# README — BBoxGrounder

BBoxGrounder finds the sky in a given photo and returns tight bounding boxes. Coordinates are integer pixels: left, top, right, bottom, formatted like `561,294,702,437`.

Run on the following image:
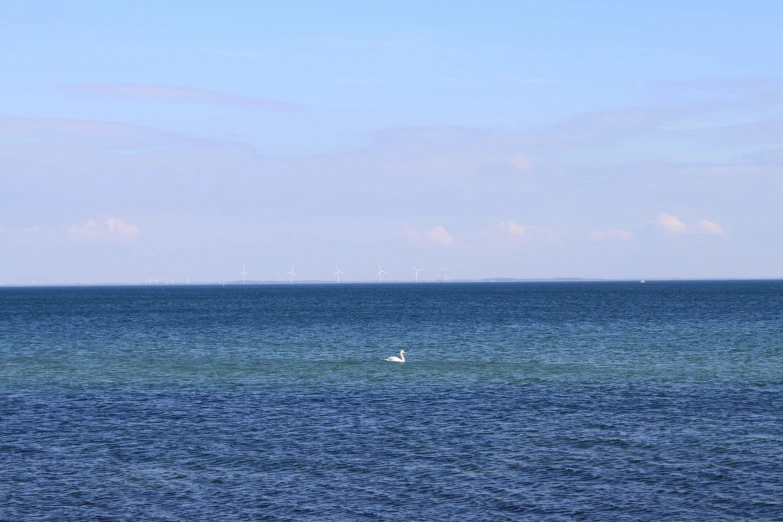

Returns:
2,0,783,283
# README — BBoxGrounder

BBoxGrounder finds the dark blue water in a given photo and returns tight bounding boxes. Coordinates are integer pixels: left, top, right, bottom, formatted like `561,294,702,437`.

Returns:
1,282,782,520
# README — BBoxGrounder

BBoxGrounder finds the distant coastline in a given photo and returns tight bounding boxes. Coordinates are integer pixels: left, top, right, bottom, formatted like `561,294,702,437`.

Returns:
2,278,782,287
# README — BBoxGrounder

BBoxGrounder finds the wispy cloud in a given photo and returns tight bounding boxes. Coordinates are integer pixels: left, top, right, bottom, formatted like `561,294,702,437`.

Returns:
693,219,725,236
70,218,139,242
588,228,633,241
0,224,57,241
62,83,302,111
656,213,688,234
0,117,205,150
426,225,455,246
0,117,257,162
486,221,570,246
656,213,725,236
493,221,530,237
394,223,455,247
1,117,154,140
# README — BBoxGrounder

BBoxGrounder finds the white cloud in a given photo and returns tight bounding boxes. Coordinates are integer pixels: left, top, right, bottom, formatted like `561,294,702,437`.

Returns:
487,221,569,246
394,223,455,247
70,220,100,240
500,221,531,237
70,218,139,241
655,213,725,237
588,228,633,241
106,218,139,238
693,219,725,236
656,213,688,234
426,225,454,246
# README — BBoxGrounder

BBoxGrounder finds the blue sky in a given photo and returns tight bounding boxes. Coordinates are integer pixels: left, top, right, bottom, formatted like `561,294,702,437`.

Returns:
2,1,783,283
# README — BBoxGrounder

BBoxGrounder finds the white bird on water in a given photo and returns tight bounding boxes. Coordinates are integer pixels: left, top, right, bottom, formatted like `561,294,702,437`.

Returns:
385,350,406,363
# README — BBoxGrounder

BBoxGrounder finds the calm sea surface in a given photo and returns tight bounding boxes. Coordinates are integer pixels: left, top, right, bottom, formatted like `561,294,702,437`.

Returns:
1,282,782,520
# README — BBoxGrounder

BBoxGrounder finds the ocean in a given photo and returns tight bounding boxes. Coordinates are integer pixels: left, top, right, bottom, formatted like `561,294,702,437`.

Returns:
1,282,781,520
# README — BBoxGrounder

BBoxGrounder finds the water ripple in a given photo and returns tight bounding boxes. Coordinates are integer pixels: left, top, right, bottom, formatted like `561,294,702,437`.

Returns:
1,282,782,519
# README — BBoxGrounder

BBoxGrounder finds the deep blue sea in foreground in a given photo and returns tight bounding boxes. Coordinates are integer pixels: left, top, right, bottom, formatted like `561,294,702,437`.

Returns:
1,281,782,520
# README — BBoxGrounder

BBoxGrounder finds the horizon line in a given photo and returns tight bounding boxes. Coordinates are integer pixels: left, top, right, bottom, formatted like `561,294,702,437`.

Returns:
2,277,783,288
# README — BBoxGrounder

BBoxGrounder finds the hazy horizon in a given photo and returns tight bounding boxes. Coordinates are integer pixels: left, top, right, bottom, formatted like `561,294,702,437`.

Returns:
3,277,782,288
3,2,783,283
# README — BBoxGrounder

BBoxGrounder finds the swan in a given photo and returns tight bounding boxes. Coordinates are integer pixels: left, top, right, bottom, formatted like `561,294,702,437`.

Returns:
385,350,406,363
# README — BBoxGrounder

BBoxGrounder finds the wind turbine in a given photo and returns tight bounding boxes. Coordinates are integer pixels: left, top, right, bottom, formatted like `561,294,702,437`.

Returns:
154,277,158,285
334,264,345,283
413,266,423,282
439,266,450,282
148,277,152,285
239,264,250,284
187,278,191,285
377,264,387,282
286,265,296,283
164,278,169,285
